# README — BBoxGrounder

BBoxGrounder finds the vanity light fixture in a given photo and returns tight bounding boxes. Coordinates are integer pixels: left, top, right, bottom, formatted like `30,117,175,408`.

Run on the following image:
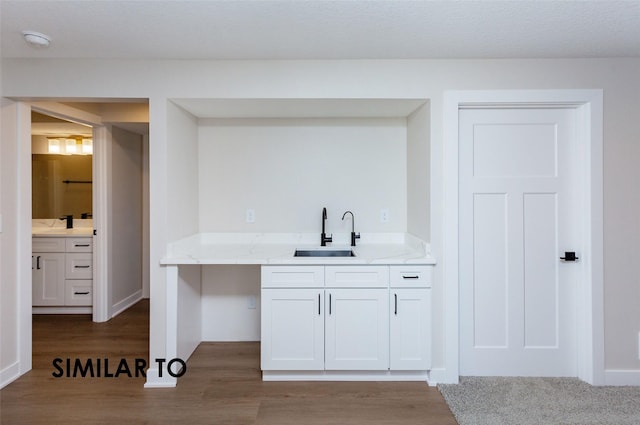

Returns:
22,31,51,48
46,137,92,155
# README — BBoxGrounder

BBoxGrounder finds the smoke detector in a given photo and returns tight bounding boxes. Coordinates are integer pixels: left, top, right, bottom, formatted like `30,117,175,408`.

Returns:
22,31,51,48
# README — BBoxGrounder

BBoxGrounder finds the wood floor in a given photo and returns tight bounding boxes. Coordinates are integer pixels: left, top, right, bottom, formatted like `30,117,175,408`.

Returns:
0,300,458,425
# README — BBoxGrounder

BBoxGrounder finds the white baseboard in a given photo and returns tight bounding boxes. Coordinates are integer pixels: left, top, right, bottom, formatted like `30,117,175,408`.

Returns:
111,290,143,318
262,370,429,382
604,369,640,386
143,367,177,388
32,306,92,314
0,361,21,389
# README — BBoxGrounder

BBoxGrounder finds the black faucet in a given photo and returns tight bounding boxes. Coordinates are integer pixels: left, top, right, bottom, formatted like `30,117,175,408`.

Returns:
321,207,332,246
342,211,361,247
60,215,73,229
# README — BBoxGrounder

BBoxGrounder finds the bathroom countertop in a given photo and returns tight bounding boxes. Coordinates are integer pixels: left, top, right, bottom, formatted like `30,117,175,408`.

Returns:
32,228,93,237
32,218,94,237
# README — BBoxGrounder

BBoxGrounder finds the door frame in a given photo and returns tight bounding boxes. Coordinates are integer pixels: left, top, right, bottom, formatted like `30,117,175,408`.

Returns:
28,101,110,322
442,90,604,385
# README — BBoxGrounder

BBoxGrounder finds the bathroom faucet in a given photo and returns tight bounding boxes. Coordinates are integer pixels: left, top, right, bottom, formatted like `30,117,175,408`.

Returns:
342,211,361,247
60,214,73,229
321,207,332,246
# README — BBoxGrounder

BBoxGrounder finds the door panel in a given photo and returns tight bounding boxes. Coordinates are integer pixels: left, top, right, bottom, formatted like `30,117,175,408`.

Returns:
325,289,389,370
261,289,324,370
459,107,579,376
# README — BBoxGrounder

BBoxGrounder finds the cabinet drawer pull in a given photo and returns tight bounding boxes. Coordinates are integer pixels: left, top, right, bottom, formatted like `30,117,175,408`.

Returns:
74,265,91,269
74,291,90,295
329,293,332,315
402,275,420,279
318,293,321,315
394,293,398,315
37,256,41,270
74,244,90,247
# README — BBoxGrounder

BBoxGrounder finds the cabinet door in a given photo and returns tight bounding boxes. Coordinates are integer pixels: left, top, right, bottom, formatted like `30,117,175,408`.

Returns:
261,289,324,370
32,253,65,306
390,289,431,370
325,288,389,370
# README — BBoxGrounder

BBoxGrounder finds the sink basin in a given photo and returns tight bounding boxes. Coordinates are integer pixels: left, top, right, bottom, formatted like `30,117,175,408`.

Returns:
294,249,356,257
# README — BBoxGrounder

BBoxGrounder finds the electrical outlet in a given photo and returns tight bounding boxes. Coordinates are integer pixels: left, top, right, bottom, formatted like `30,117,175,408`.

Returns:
380,209,390,223
248,295,257,309
246,209,255,223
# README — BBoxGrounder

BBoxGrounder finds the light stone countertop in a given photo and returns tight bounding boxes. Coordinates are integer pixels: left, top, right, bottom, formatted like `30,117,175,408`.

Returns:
161,233,436,266
32,218,93,237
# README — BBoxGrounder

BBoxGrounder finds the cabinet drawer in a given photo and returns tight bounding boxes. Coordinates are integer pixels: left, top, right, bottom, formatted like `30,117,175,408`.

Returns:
390,265,433,288
325,266,389,288
66,238,93,253
32,237,66,253
65,280,93,306
66,254,93,279
262,266,324,288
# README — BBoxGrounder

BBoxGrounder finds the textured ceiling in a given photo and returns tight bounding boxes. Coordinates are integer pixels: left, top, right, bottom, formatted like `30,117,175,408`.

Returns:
2,1,639,60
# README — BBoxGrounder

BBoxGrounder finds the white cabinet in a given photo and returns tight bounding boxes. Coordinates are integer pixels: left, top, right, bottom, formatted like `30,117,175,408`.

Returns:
32,236,93,308
389,265,432,370
261,288,324,370
325,288,389,370
390,288,431,370
32,252,66,306
261,264,432,377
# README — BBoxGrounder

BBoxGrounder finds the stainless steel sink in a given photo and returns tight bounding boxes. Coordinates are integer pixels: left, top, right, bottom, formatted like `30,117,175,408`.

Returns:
294,249,356,257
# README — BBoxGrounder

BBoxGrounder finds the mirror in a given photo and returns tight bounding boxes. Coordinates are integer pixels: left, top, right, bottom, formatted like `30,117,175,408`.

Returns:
31,112,93,219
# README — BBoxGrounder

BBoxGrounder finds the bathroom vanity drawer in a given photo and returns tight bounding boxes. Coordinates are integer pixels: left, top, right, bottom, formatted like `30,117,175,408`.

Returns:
65,238,93,253
262,266,324,288
389,265,433,288
325,265,389,288
66,254,93,279
65,280,93,306
32,237,66,253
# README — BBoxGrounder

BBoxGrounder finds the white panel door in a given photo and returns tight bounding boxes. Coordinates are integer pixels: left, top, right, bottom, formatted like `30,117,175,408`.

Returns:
390,289,431,370
33,253,65,306
325,289,389,370
261,289,324,370
459,107,580,376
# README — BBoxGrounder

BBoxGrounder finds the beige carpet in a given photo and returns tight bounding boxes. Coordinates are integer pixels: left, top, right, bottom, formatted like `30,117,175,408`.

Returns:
438,377,640,425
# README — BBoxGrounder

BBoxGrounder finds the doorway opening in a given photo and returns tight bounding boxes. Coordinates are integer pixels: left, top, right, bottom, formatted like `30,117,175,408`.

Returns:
28,100,150,324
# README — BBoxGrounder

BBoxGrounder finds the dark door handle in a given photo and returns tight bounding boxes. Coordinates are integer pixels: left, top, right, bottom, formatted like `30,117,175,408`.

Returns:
74,265,91,269
560,252,579,261
394,293,398,315
74,291,90,295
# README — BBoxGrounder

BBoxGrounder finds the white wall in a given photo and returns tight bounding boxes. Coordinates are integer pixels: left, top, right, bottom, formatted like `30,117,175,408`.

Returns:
110,126,144,314
201,265,261,341
0,100,32,388
198,117,407,233
2,58,640,380
407,102,430,241
166,101,199,241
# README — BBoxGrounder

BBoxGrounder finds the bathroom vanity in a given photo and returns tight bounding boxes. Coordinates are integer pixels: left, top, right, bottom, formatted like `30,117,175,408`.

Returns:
32,221,94,313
